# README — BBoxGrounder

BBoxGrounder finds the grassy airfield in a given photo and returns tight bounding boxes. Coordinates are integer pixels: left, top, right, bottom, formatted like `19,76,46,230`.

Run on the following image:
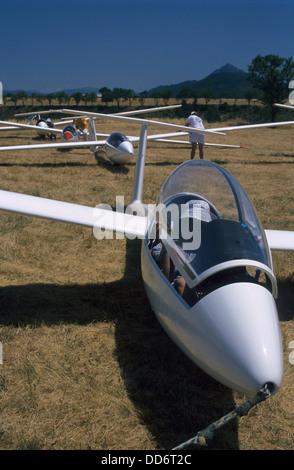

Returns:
0,115,293,450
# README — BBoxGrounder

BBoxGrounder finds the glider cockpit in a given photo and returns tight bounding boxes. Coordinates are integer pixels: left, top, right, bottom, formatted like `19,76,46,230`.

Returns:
150,160,277,304
105,132,134,163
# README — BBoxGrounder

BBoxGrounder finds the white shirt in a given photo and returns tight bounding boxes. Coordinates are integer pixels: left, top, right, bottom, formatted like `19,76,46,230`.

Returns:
186,114,204,129
186,114,205,143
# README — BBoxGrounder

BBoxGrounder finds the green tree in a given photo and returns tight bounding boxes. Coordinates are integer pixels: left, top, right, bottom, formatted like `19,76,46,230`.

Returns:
124,89,136,106
159,88,173,105
176,86,191,102
150,89,161,106
45,93,56,106
31,92,39,105
138,90,149,106
16,90,28,105
9,93,18,105
217,91,227,105
99,87,113,105
201,89,215,105
190,88,201,106
56,91,69,106
248,54,294,120
71,92,83,106
3,93,12,105
85,91,98,105
231,92,239,105
112,88,128,107
243,88,257,105
35,93,45,105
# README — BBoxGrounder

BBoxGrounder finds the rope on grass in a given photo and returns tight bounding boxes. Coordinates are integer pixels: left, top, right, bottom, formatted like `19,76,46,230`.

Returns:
172,384,272,450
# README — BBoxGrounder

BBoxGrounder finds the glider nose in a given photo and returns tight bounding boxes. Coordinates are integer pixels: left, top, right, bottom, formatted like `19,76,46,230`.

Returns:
118,140,134,156
194,282,283,396
106,140,134,164
64,131,74,141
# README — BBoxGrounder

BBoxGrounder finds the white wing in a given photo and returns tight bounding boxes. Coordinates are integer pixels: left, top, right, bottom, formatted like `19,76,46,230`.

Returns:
127,131,187,143
0,122,293,250
126,131,247,148
54,120,75,126
114,104,182,115
0,140,107,152
273,103,294,110
30,105,183,124
265,230,294,251
155,139,247,148
0,126,22,131
57,109,294,135
210,120,294,131
0,120,64,133
0,191,292,249
58,108,226,136
0,130,191,151
15,110,57,117
0,131,197,151
15,104,182,119
0,131,175,151
0,190,147,238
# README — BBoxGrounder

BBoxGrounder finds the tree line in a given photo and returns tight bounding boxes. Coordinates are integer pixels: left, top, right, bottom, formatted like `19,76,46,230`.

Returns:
2,90,99,107
2,55,294,119
1,85,264,107
0,85,267,108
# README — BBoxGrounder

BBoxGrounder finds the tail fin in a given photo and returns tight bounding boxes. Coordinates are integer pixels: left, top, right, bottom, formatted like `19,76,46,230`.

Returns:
88,117,98,152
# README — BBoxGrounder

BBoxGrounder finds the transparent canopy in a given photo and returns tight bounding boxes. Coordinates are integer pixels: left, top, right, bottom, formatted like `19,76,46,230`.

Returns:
63,125,77,136
106,132,130,148
156,160,275,292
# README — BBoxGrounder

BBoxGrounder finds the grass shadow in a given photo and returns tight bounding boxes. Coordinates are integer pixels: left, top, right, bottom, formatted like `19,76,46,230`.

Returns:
276,277,294,322
94,151,130,174
0,238,239,450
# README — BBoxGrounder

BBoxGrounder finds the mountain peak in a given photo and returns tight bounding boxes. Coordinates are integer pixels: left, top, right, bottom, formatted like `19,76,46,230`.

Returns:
211,63,246,75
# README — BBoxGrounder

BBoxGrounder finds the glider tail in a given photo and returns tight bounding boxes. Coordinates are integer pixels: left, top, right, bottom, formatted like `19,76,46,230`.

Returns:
88,117,98,152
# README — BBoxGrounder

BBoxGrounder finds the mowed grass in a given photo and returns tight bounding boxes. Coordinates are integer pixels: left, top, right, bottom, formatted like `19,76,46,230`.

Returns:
0,117,293,450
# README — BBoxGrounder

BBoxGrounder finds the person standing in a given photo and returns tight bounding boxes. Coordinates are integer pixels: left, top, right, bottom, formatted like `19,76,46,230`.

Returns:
74,117,89,141
185,111,205,159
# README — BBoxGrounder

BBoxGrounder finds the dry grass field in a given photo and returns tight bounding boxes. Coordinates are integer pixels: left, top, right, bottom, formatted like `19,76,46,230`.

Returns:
0,114,293,451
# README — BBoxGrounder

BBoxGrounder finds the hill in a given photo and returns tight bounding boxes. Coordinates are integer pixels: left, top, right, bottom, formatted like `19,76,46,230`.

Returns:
3,64,252,98
148,63,252,97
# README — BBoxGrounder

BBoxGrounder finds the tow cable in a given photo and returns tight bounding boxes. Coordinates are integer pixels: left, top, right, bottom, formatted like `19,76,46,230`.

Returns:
172,384,272,450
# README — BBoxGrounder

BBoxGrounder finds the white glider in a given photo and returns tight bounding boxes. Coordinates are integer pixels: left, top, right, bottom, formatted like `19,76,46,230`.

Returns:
0,120,293,400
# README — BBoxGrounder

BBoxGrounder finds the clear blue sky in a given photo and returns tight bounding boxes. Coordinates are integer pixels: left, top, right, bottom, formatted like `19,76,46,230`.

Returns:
0,0,293,94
